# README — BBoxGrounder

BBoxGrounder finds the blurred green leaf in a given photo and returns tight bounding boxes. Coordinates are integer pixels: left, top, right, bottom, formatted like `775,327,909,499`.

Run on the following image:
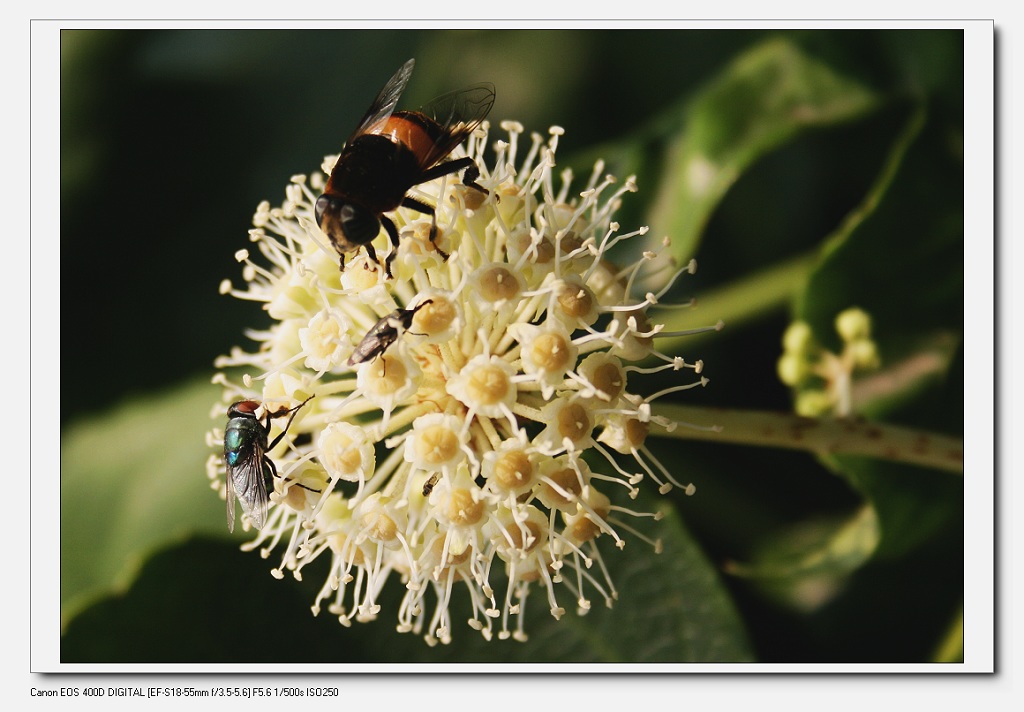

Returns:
61,483,754,663
826,454,962,560
931,604,964,663
60,378,229,629
588,37,879,266
724,505,880,612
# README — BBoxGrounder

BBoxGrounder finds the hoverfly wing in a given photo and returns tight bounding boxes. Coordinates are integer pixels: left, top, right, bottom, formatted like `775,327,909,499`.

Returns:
348,58,416,143
415,82,495,168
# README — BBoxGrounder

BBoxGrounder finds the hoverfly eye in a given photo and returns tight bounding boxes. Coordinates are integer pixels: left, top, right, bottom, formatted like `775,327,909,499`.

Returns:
314,194,333,227
338,204,381,245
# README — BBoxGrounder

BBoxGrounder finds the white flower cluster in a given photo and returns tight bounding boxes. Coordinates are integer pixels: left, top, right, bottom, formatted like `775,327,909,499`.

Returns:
207,120,704,644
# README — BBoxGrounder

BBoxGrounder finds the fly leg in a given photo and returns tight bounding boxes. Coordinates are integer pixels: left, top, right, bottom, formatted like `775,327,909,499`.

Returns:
265,396,315,450
264,396,321,496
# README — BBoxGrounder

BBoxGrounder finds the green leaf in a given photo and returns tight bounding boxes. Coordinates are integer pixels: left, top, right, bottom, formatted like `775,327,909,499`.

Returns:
61,484,754,663
724,505,880,612
60,378,230,629
590,37,879,266
827,454,962,560
931,604,964,663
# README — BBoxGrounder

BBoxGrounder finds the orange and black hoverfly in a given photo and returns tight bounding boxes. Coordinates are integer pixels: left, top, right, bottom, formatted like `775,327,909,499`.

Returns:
314,58,495,277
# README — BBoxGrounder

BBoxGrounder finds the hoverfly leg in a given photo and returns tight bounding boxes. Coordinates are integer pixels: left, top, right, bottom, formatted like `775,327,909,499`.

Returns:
399,196,449,263
419,156,489,196
401,194,434,216
435,241,451,261
419,156,487,191
428,212,450,261
381,215,401,277
460,162,488,195
362,241,380,272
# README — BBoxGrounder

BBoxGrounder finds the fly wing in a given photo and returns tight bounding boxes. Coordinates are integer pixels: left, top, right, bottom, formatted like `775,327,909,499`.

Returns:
348,312,395,366
226,449,271,531
415,82,495,168
225,460,237,533
348,58,416,143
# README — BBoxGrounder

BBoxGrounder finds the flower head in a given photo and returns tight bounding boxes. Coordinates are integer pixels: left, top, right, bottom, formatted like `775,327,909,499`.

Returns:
777,306,881,417
208,120,704,644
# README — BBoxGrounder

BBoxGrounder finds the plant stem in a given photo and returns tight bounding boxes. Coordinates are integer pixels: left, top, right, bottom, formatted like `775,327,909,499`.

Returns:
651,403,963,474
